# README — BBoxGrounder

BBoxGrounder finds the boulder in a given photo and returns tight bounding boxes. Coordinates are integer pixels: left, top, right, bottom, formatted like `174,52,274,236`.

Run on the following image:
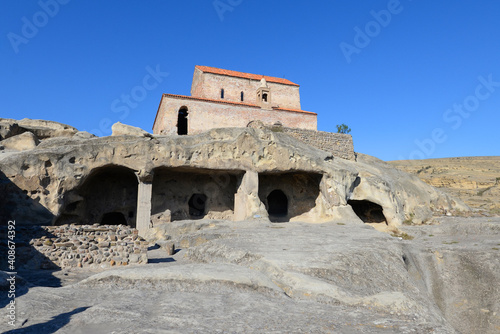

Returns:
1,131,39,151
17,118,78,139
111,122,153,137
73,131,96,139
0,120,23,140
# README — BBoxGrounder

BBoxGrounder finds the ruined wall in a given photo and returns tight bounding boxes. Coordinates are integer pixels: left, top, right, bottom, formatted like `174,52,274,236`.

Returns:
151,168,243,224
153,95,316,135
280,127,355,161
4,224,148,270
190,69,301,110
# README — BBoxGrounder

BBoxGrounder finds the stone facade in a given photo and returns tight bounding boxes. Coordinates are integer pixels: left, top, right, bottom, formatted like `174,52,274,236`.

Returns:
280,127,356,161
153,65,317,135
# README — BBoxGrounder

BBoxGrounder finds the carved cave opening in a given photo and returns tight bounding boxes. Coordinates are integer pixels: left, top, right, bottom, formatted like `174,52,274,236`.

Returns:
348,200,387,224
56,165,138,227
151,168,243,223
188,193,207,218
267,189,288,217
259,172,322,223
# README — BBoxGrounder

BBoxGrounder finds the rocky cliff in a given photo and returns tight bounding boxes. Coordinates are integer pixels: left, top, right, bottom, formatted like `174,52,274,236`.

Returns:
0,118,468,231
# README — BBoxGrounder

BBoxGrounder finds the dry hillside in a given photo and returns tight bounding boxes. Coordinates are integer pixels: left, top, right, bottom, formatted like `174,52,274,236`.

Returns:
389,156,500,214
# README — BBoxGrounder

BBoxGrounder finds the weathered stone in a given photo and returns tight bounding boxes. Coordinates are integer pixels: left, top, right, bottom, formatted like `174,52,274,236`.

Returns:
129,253,140,263
1,131,39,151
111,122,153,138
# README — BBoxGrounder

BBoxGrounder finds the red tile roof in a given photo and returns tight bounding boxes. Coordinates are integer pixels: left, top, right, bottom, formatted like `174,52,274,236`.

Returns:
195,65,300,87
161,94,316,115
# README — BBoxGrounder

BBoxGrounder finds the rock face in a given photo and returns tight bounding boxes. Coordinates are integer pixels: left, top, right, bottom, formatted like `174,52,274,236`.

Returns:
389,156,500,214
3,217,499,333
0,118,78,141
0,119,467,233
0,118,496,334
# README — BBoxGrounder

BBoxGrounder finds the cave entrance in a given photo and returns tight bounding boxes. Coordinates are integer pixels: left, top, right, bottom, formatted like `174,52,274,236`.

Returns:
267,189,288,221
188,193,207,218
348,200,387,224
100,212,127,225
177,107,188,135
58,165,139,227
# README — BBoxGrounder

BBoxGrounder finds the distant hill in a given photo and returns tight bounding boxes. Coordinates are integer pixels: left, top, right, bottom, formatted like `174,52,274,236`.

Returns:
388,156,500,214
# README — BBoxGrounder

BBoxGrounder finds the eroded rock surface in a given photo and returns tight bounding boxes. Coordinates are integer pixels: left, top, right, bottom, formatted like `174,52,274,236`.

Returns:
2,217,499,333
0,120,467,231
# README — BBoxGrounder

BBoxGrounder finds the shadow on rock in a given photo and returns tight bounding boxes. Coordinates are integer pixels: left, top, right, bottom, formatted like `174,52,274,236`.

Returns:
3,306,90,334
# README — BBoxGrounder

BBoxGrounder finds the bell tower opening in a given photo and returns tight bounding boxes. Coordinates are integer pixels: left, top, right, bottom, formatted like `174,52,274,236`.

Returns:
256,78,272,110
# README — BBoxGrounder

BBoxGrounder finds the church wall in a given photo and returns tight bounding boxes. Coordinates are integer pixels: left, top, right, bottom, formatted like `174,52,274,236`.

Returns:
153,95,316,135
190,70,301,110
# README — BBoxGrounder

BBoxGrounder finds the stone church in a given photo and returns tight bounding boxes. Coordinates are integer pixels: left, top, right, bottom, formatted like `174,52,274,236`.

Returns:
152,65,317,135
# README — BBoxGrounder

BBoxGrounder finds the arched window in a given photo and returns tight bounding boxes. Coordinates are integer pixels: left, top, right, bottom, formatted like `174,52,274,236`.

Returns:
177,107,188,135
240,91,244,101
221,88,224,99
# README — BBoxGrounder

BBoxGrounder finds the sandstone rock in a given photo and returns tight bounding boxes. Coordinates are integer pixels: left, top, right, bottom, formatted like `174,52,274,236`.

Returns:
111,121,153,138
17,118,78,139
0,120,23,140
389,156,500,214
156,240,175,255
73,131,96,139
0,123,467,233
1,131,39,151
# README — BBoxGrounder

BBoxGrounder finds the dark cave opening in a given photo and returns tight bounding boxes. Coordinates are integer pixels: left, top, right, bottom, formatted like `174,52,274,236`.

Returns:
348,199,387,224
188,193,207,218
100,212,128,225
267,189,288,220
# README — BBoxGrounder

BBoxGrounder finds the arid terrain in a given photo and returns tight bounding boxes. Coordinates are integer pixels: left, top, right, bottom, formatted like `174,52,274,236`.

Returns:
2,217,500,333
389,156,500,214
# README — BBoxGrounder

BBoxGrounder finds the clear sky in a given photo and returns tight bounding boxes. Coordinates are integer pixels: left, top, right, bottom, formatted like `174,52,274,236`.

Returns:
2,0,500,161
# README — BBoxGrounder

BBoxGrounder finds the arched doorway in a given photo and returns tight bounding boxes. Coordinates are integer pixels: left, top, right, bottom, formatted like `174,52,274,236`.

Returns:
177,107,188,135
267,189,288,221
188,193,207,218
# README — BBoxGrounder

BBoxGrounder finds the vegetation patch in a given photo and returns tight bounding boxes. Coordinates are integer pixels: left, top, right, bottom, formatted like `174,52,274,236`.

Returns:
391,232,414,240
403,213,415,225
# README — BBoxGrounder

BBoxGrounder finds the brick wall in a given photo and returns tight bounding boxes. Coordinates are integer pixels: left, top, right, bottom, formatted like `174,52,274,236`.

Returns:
279,126,355,161
190,69,301,110
153,95,316,135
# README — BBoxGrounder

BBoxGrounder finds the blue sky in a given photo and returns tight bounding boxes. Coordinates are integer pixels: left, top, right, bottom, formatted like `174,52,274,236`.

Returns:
2,0,500,161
